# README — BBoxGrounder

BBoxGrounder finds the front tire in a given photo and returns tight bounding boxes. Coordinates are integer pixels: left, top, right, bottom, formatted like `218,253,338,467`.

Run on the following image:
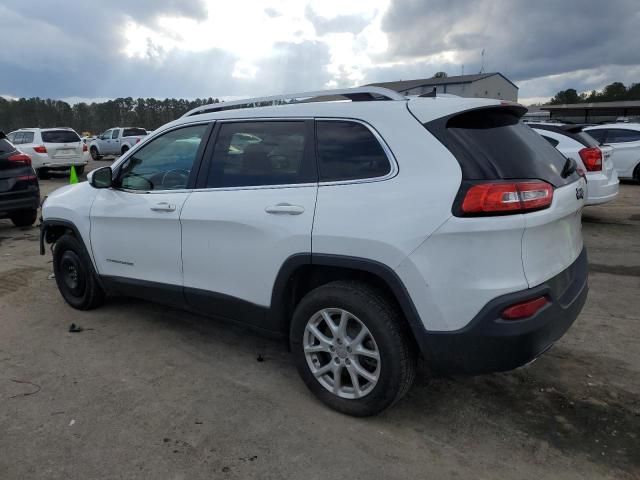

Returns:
53,234,105,310
10,209,37,227
290,281,417,416
634,163,640,183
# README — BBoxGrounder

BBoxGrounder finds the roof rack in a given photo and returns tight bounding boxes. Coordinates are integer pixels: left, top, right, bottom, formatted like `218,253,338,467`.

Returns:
182,86,405,117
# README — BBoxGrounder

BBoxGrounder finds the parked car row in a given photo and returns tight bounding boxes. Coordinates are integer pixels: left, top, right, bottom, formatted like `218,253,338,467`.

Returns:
0,132,40,227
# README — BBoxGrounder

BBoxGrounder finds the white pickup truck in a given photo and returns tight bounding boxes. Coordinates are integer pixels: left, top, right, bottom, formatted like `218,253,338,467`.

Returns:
89,127,148,160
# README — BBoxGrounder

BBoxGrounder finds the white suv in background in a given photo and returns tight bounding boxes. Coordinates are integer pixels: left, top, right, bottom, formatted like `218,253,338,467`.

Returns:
7,128,87,179
531,123,619,205
40,87,589,416
585,124,640,181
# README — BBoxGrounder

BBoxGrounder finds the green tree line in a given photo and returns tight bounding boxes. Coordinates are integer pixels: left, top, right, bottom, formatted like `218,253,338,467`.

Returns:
549,81,640,105
0,97,220,135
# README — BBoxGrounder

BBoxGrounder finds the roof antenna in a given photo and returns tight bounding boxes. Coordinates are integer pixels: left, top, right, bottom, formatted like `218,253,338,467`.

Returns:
419,87,437,98
480,49,485,73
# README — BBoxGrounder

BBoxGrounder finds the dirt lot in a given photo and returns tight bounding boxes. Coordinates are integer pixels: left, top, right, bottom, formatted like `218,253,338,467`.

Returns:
1,160,639,479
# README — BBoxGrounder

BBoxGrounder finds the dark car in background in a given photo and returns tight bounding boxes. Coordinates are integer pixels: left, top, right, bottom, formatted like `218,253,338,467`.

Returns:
0,132,40,227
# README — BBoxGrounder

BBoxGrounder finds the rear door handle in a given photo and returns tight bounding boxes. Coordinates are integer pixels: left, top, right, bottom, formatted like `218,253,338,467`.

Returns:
150,202,176,212
265,203,305,215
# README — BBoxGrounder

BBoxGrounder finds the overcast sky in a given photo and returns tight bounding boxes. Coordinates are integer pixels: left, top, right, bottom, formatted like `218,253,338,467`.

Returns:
1,0,639,105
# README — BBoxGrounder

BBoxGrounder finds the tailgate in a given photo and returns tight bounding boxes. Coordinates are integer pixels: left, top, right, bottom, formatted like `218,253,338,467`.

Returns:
522,177,586,287
41,130,83,162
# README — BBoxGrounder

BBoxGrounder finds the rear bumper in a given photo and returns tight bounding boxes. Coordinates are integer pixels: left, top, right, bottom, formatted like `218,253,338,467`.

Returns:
585,171,619,206
0,191,40,218
418,248,588,375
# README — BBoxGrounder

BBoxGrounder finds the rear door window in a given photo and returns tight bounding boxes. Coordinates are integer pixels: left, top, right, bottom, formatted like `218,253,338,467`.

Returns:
41,130,80,143
316,121,391,182
204,121,315,188
425,107,578,187
112,130,120,139
606,129,640,143
123,128,147,137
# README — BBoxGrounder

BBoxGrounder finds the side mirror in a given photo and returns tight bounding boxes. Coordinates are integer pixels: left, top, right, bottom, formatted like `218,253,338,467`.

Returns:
89,166,113,189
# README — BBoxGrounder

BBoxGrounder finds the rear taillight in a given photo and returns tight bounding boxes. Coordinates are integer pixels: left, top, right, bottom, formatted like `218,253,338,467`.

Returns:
33,145,47,154
460,181,554,215
7,153,32,166
578,147,602,171
16,175,37,181
82,144,88,152
502,296,549,320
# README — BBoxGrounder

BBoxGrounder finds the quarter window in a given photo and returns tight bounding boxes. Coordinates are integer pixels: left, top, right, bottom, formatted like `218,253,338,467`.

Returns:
205,121,312,188
117,124,208,191
541,135,560,148
316,121,391,182
585,129,606,144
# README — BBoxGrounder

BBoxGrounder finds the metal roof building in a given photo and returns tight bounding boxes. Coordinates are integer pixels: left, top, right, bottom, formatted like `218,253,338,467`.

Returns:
541,101,640,123
366,73,519,102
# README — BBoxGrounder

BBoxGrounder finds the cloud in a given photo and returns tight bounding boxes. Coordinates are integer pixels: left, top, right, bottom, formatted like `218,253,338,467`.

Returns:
0,0,639,103
380,0,640,83
305,5,371,36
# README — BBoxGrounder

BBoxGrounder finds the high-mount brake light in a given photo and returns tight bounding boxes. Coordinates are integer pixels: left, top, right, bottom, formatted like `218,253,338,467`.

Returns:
579,147,602,171
461,181,553,215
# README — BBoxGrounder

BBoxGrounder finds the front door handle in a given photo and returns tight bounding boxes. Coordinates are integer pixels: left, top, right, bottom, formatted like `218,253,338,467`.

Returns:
265,203,305,215
150,202,176,212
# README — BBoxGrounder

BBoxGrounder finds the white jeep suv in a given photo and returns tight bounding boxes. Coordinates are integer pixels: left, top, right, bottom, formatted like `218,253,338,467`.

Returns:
40,87,589,416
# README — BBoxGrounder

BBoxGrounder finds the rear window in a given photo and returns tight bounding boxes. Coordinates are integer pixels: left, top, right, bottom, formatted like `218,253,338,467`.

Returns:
41,130,80,143
575,132,599,148
123,128,148,137
425,107,578,187
0,138,16,154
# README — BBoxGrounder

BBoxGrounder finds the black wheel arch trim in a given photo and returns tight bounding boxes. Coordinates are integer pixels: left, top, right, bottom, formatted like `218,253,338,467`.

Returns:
268,253,427,346
40,218,106,289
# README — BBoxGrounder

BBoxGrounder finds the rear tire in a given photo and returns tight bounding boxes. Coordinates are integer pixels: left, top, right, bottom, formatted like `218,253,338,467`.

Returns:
90,147,102,160
10,209,37,227
53,234,105,310
37,168,50,180
290,280,417,416
121,145,129,155
634,163,640,183
75,165,85,175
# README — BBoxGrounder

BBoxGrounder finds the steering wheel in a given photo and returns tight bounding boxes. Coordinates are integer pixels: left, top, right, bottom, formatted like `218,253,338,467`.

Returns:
160,169,190,189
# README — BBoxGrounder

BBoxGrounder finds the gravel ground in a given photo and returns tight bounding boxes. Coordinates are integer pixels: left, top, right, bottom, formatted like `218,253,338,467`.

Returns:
1,159,639,479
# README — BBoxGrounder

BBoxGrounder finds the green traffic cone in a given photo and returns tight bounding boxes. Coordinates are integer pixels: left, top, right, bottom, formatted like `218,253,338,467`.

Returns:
69,165,79,184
